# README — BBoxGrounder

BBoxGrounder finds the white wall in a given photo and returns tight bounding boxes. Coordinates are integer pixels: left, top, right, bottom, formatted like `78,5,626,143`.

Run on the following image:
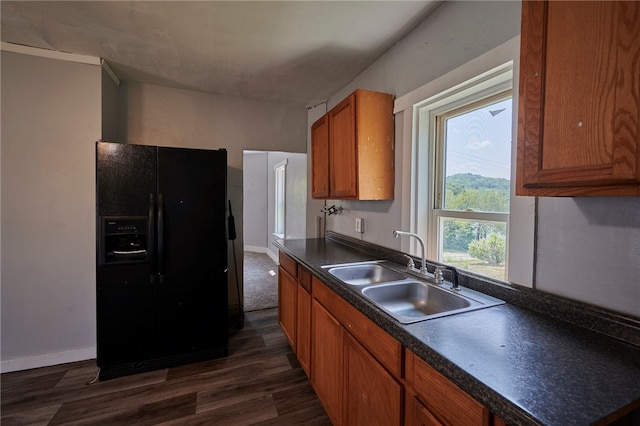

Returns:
315,1,639,317
243,151,269,250
1,51,101,371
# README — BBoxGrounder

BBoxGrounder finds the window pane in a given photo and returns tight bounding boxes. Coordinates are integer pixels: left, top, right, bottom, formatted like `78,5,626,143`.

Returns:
443,98,512,213
440,217,506,280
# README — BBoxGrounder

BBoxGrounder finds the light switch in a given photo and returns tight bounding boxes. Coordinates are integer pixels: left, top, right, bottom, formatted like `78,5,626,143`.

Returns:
355,217,364,233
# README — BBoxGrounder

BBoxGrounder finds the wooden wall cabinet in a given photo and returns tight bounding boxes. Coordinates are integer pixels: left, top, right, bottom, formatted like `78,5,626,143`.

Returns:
311,89,395,200
311,114,330,198
516,0,640,196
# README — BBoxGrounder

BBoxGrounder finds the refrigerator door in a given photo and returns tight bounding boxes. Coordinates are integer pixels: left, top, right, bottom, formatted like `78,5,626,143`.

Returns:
157,147,228,357
96,142,159,367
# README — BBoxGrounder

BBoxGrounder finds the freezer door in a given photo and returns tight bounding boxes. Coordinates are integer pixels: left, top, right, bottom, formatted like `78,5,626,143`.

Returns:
96,142,159,366
157,147,228,356
96,142,157,216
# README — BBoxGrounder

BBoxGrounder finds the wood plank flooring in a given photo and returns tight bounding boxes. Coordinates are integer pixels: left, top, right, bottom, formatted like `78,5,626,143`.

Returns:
1,309,331,425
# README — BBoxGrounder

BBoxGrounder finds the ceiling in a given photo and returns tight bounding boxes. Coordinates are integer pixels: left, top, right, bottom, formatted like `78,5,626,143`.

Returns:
1,1,440,106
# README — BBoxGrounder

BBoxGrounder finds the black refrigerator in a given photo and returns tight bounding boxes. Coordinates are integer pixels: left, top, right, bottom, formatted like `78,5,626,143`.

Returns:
96,141,229,380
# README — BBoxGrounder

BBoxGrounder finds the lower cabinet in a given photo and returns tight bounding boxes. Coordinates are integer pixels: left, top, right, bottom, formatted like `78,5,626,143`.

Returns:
411,396,445,426
311,278,403,426
296,283,311,376
311,299,344,425
344,332,403,426
405,349,492,426
277,262,297,350
276,250,504,426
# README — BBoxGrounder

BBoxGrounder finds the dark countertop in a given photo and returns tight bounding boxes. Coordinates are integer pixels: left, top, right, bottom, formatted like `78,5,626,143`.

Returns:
274,236,640,426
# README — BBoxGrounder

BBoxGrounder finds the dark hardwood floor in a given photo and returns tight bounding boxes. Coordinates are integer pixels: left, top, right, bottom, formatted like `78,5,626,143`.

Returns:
1,309,331,425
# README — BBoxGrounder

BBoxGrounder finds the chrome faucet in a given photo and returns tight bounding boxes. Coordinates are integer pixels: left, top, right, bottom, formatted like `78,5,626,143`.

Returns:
393,230,427,274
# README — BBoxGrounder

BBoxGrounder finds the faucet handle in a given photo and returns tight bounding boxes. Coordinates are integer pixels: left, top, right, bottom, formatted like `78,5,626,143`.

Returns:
443,266,460,291
434,266,444,284
402,254,415,270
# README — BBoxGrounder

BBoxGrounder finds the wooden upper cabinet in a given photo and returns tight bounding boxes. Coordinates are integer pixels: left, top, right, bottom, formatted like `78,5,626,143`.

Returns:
330,94,359,198
311,89,395,200
311,114,330,198
517,0,640,196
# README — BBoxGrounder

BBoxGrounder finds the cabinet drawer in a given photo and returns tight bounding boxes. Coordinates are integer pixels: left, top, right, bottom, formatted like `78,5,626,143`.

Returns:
313,277,402,378
298,266,312,292
279,252,297,279
410,351,489,426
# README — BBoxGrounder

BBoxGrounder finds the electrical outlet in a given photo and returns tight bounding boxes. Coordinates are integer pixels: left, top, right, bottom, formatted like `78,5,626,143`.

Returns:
355,217,364,233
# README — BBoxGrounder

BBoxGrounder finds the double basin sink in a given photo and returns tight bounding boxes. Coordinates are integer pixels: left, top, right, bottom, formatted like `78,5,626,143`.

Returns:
322,261,504,324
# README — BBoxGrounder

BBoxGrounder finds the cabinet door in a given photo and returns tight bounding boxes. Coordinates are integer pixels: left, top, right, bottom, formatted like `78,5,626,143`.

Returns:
296,284,311,376
343,333,402,426
311,114,330,199
278,266,297,350
411,352,489,426
329,93,358,198
311,299,344,425
517,0,640,196
411,397,444,426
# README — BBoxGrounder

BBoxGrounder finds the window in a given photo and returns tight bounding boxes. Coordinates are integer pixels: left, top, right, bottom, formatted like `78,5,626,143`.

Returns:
274,160,287,238
396,37,534,287
430,93,512,280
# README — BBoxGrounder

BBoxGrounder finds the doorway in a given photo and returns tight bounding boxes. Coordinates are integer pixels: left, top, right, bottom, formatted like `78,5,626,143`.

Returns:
242,150,307,311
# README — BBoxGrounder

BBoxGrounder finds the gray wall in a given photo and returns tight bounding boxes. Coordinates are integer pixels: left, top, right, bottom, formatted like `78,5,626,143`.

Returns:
244,150,308,260
118,81,307,315
320,0,522,248
101,66,119,141
243,152,269,250
1,55,307,371
1,51,101,371
316,1,639,317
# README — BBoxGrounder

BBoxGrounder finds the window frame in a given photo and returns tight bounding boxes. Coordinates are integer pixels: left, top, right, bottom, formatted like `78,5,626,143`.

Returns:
429,89,513,279
273,159,287,239
393,36,535,287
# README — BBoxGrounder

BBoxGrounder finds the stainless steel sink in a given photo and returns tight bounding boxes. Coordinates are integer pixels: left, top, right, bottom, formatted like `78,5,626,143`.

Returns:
323,261,406,286
361,280,504,324
322,260,504,324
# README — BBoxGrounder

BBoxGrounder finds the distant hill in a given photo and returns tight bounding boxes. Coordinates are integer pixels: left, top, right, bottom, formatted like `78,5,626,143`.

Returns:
446,173,510,194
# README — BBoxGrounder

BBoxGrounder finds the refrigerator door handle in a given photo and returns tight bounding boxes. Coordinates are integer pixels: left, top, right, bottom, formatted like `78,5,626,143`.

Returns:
148,193,156,284
157,192,165,283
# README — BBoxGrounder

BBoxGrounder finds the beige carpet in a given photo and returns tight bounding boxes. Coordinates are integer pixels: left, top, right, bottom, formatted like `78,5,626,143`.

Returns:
243,251,279,312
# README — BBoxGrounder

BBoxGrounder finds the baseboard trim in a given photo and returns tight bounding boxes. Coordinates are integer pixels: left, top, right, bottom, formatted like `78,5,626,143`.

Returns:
1,347,96,373
244,245,268,253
